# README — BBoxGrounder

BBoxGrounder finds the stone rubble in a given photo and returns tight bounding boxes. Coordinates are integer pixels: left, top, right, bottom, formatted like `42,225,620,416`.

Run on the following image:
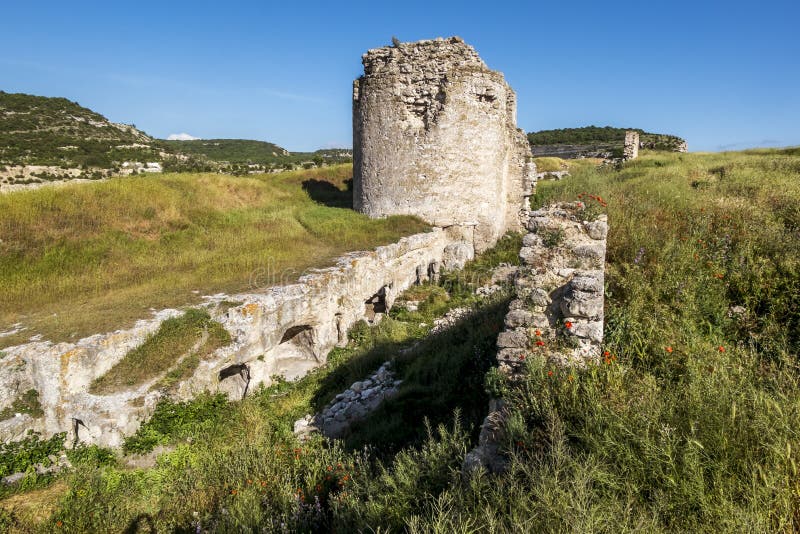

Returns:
294,362,401,440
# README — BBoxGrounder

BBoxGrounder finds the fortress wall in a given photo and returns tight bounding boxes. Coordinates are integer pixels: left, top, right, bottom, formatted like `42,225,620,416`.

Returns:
0,228,473,447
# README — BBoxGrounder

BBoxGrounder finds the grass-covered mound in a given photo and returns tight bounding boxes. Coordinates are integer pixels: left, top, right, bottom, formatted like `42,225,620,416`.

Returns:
2,148,799,532
0,164,427,347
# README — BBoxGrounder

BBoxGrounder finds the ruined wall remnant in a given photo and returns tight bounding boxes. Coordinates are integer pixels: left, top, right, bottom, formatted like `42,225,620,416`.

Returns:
0,227,475,447
623,130,640,160
353,37,533,252
465,202,608,474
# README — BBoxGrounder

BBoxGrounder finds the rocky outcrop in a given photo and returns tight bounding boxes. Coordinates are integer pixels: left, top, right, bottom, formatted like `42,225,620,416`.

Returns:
0,228,475,447
353,37,534,252
465,202,608,474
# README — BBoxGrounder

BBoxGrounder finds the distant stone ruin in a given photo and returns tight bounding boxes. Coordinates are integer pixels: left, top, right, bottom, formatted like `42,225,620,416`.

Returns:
353,37,535,252
623,130,640,160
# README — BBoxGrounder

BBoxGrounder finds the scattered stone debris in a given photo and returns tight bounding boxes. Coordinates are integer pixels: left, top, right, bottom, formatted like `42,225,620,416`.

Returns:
534,170,570,181
431,307,472,335
294,362,401,440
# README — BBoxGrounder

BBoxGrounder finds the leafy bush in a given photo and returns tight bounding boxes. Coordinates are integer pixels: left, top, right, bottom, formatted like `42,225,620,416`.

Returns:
123,393,230,454
0,432,65,478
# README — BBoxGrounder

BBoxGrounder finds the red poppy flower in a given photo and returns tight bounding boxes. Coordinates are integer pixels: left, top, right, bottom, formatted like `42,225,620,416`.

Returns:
565,321,573,329
666,346,673,353
536,340,545,347
718,345,725,352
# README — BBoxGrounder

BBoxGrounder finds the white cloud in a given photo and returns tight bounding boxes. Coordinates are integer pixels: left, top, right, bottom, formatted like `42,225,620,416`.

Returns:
167,133,200,141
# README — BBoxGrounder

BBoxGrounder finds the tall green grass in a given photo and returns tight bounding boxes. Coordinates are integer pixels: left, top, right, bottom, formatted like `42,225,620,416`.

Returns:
0,165,427,347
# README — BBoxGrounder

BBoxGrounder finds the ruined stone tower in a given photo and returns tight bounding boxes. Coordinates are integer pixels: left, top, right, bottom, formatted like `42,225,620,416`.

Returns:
623,130,640,160
352,37,534,252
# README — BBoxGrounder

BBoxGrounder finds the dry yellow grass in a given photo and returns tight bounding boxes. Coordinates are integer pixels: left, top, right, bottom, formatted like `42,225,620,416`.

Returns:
0,165,427,347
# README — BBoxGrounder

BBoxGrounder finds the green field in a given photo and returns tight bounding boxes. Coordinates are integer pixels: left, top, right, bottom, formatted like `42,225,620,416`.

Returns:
2,148,800,532
0,165,427,347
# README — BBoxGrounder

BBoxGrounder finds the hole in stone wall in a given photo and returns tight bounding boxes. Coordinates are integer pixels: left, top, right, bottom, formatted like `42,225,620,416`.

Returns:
262,324,320,381
364,287,388,323
218,363,251,400
280,325,313,344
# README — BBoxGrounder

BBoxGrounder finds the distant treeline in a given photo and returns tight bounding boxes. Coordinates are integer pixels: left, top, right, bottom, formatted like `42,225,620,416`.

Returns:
527,126,685,151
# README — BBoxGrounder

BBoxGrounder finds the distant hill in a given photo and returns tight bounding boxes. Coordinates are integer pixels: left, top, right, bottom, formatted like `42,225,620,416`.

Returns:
527,126,687,158
0,91,352,189
163,139,353,168
0,91,160,170
162,138,290,164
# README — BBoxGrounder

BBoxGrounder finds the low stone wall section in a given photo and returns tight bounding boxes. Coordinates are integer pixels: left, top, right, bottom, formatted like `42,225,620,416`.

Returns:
0,227,474,447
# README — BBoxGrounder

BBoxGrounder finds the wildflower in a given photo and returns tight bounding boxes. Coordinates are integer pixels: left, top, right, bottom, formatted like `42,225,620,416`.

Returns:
231,489,238,495
565,321,573,329
247,479,252,485
666,346,673,353
714,273,724,279
56,521,63,528
261,481,267,487
718,345,725,352
535,340,545,347
327,465,332,471
568,375,574,382
547,370,553,377
534,329,542,336
518,353,526,361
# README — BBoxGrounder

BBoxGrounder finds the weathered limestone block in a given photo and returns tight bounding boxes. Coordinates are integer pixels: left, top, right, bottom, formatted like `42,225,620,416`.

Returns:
584,219,608,240
442,242,475,271
496,329,529,349
353,36,530,251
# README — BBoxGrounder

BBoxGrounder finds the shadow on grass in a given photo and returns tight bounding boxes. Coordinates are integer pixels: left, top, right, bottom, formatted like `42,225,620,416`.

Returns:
302,178,353,209
310,298,510,456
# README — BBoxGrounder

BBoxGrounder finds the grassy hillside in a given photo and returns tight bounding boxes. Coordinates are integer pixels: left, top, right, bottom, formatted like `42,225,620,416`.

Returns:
0,91,157,170
0,164,426,348
161,138,290,164
2,148,799,532
0,92,350,186
161,139,352,172
528,125,686,151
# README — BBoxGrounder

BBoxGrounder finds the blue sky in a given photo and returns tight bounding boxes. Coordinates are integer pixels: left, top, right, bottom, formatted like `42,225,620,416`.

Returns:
1,0,798,152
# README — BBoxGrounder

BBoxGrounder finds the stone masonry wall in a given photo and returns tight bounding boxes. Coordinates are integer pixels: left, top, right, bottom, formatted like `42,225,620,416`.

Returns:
0,228,475,447
623,130,640,160
465,202,608,473
353,37,534,252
